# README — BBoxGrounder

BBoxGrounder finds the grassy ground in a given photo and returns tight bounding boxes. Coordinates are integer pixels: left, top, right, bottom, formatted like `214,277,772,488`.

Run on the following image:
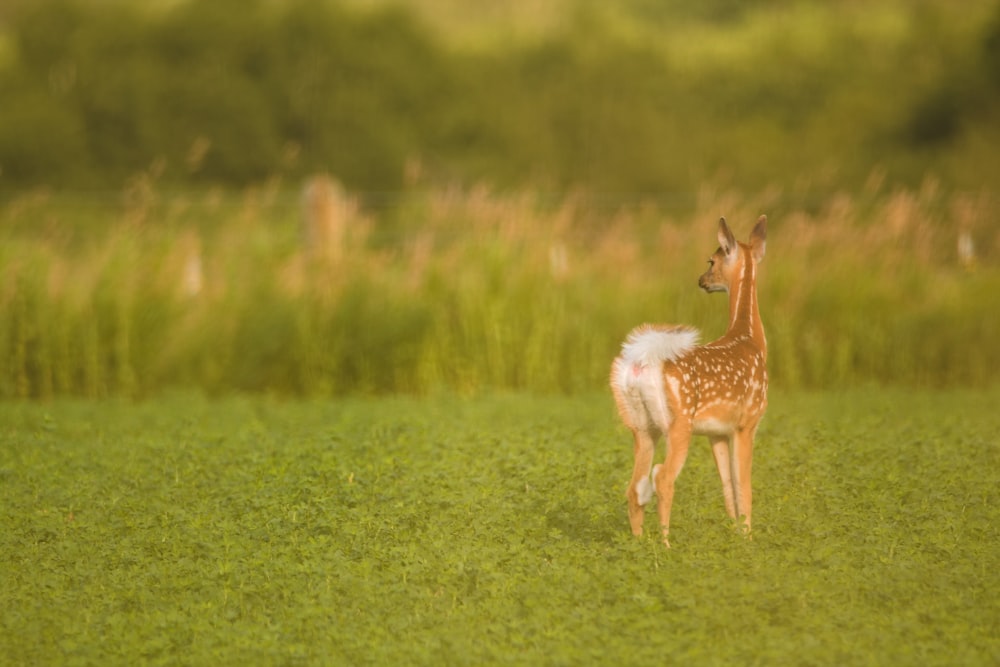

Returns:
1,390,996,665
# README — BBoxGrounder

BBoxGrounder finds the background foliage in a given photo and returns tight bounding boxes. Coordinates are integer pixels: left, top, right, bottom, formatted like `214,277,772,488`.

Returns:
0,0,998,398
1,0,1000,192
0,182,996,399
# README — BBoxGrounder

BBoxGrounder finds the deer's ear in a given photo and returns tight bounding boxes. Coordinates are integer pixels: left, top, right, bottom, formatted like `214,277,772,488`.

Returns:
718,217,737,258
750,215,767,263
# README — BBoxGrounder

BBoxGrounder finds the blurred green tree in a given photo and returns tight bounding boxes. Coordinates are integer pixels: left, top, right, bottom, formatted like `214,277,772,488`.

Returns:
0,0,997,193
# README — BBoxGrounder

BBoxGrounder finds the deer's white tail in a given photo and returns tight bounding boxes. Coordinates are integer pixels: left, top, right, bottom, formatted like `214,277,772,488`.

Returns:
618,324,699,368
611,325,699,434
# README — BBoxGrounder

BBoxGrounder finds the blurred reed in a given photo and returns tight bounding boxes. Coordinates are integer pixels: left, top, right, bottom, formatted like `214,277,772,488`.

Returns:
0,178,996,398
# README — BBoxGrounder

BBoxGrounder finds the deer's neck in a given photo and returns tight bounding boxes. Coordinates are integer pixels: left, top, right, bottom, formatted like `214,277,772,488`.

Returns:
726,252,766,356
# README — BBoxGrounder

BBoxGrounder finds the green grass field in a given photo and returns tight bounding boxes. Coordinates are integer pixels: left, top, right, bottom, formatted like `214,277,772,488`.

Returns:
1,390,996,665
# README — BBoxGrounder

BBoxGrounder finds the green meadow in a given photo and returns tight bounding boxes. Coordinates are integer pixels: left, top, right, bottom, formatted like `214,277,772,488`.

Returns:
1,390,997,665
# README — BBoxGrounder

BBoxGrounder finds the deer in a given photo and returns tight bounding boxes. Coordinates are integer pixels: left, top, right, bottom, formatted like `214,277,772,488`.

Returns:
610,216,768,547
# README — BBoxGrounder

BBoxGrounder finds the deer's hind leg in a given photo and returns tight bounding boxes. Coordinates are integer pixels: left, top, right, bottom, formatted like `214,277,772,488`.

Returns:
626,426,659,536
655,415,693,547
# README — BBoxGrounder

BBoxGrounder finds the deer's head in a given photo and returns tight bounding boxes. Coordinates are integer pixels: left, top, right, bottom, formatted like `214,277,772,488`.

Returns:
698,216,767,293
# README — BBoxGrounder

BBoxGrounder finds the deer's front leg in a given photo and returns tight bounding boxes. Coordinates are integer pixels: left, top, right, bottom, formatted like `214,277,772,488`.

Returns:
710,435,737,520
655,418,692,548
732,427,756,537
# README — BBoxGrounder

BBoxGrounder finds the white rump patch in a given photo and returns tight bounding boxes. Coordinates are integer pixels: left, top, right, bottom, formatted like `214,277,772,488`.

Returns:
619,325,699,367
611,326,699,434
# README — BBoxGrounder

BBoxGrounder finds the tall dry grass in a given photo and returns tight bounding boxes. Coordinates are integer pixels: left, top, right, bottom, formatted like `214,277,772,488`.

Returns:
0,178,996,398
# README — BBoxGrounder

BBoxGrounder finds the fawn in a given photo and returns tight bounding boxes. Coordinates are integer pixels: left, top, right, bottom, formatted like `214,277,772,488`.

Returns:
610,216,768,547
